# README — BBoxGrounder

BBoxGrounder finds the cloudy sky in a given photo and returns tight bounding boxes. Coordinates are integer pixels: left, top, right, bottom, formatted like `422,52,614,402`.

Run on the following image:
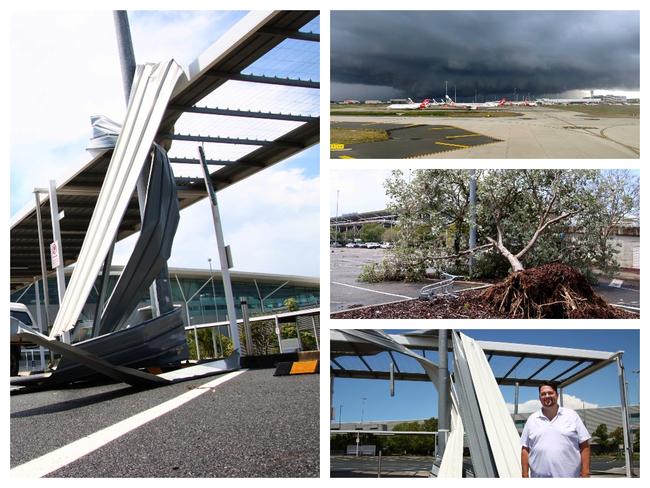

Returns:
10,11,320,277
331,10,640,101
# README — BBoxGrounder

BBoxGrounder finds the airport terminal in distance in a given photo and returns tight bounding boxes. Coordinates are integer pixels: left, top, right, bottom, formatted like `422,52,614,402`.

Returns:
330,94,640,159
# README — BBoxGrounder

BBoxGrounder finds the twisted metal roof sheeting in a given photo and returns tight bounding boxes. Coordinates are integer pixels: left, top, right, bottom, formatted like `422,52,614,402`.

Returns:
11,10,319,292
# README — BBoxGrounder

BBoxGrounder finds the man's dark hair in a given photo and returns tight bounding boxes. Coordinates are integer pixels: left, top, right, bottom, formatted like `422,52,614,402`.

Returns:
538,381,559,394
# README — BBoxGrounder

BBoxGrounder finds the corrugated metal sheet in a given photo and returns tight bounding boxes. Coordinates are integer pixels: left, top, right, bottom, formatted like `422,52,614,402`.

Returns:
438,396,465,478
461,333,522,477
49,60,185,339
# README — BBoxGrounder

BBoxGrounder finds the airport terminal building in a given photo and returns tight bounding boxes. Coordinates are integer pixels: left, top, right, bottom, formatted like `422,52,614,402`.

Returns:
11,265,319,330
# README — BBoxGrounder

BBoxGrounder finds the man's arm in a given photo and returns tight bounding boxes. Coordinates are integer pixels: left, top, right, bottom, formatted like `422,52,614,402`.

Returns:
579,440,590,478
521,447,530,477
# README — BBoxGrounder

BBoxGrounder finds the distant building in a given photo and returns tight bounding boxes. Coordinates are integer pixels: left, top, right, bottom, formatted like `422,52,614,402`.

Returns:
341,99,361,104
364,100,383,104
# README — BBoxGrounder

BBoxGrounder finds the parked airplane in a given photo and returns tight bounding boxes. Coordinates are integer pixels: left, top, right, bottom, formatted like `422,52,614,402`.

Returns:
388,98,431,110
506,99,538,107
536,98,601,105
444,95,506,110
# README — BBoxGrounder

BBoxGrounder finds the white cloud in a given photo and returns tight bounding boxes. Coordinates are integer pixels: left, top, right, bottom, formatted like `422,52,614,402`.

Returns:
330,169,393,216
507,394,598,414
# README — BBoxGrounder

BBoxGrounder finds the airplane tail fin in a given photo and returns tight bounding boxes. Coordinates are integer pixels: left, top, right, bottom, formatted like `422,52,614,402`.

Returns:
419,99,430,108
498,98,506,106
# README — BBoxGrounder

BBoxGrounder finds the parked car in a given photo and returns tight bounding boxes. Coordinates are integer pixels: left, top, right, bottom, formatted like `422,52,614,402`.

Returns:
345,242,356,248
365,242,381,249
380,242,392,249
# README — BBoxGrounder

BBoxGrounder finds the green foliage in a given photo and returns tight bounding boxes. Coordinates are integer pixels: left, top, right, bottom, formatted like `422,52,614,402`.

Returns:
371,169,639,281
187,328,233,360
382,418,438,455
284,297,299,311
382,227,399,243
360,223,385,243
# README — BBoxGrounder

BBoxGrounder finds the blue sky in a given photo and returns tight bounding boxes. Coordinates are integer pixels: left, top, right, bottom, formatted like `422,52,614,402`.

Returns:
10,10,320,277
331,329,640,423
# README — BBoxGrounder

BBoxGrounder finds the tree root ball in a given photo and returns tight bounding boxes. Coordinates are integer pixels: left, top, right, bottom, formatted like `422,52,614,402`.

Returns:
480,263,625,318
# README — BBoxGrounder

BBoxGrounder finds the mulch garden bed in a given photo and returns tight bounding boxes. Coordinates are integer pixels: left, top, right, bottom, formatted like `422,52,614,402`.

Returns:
332,263,636,320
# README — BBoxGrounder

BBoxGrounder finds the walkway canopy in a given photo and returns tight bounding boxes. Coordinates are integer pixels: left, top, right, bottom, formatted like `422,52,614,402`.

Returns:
11,10,319,292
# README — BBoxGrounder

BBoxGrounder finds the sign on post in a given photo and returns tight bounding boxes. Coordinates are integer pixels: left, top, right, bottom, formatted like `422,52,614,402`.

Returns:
50,240,61,269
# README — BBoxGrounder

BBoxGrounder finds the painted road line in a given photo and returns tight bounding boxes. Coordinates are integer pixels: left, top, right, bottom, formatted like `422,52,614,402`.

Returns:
434,141,470,149
339,155,356,159
10,369,248,478
445,134,482,139
331,281,412,299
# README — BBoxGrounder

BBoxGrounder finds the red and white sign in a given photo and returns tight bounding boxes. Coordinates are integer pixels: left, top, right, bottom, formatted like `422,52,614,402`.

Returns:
50,241,61,269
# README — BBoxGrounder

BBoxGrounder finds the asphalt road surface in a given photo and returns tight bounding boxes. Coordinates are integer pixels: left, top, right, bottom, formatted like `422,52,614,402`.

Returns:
11,368,319,477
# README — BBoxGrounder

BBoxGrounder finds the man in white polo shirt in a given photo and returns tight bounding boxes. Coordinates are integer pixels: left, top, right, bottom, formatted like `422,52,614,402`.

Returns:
521,382,591,477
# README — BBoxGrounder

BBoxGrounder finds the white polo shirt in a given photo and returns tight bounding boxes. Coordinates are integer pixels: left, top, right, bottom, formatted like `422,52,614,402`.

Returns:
521,406,591,478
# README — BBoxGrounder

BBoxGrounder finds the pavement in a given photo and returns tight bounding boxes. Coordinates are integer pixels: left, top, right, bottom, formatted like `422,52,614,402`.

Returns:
11,368,319,477
330,122,500,158
330,455,638,478
331,107,639,158
330,248,640,314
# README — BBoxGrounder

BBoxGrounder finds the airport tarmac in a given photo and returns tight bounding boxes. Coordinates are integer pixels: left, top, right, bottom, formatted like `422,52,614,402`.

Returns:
330,107,639,158
10,368,319,477
330,248,640,314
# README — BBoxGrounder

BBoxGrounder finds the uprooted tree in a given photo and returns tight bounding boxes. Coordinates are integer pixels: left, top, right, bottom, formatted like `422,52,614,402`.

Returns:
361,169,639,318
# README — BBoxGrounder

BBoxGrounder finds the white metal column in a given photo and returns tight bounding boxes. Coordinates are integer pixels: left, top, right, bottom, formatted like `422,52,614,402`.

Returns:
198,146,241,357
48,180,70,343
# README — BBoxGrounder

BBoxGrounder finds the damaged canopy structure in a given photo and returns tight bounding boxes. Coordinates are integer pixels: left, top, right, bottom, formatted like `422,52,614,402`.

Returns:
11,10,319,388
330,330,634,478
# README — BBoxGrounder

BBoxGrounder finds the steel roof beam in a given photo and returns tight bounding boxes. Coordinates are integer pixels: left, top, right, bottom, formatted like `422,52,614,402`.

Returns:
259,27,320,42
162,133,304,149
330,369,430,382
170,157,241,166
500,356,526,383
550,360,587,382
526,359,556,380
171,105,317,123
208,71,319,89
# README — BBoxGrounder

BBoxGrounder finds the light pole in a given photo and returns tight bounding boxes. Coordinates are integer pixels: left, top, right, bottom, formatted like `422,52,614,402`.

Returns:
339,404,343,430
361,397,367,429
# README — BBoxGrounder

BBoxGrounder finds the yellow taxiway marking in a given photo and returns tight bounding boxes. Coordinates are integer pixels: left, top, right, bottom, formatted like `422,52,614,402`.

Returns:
429,126,455,130
330,143,346,150
435,141,470,149
339,155,356,159
445,134,482,139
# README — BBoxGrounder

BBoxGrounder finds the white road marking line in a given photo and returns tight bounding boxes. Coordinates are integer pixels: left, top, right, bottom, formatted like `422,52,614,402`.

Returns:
10,369,247,478
331,281,412,299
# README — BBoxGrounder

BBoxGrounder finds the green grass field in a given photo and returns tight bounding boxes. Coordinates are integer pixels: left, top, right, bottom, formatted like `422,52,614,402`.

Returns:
330,128,389,145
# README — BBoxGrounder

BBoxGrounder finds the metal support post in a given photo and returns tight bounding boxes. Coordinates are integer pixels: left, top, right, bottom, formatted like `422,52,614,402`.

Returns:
275,316,283,353
92,244,114,337
514,381,520,415
33,278,46,370
48,180,70,343
240,298,253,356
437,329,450,460
468,170,477,277
33,191,51,330
311,315,319,350
198,145,241,358
616,355,634,477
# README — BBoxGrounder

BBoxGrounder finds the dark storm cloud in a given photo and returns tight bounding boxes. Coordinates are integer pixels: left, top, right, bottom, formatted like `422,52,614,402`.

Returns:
330,11,639,100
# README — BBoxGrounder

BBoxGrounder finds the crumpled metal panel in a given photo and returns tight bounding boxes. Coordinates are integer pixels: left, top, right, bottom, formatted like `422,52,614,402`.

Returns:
96,144,180,336
438,396,465,478
460,333,522,477
49,60,186,340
